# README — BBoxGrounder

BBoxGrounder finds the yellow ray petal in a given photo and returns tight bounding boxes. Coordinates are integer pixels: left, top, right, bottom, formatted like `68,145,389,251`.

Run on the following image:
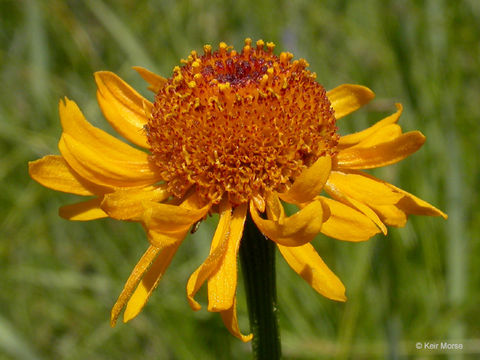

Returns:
142,193,211,248
386,183,448,219
110,245,159,326
250,199,323,247
28,155,109,196
208,203,247,312
350,124,402,148
220,298,253,342
58,99,161,187
324,184,387,235
265,192,285,221
335,131,426,170
133,66,167,93
368,203,407,227
343,196,388,235
251,194,266,213
178,191,209,210
327,190,388,235
145,227,191,249
59,134,160,188
326,84,375,120
116,196,209,321
340,171,447,220
101,185,170,220
339,103,403,147
279,156,331,205
278,242,346,301
186,201,232,311
58,198,108,221
319,197,380,241
141,200,210,235
123,242,182,323
326,171,403,205
95,71,151,148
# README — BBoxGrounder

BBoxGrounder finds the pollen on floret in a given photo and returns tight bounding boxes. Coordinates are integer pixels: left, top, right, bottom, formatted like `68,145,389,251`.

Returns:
266,42,275,51
203,44,212,55
147,39,339,205
256,39,265,50
218,82,230,91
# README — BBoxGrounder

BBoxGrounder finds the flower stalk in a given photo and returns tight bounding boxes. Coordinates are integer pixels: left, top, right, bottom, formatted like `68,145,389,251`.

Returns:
240,213,281,359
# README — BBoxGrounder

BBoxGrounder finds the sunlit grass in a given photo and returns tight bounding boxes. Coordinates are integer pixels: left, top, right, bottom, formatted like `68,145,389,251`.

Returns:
1,0,478,358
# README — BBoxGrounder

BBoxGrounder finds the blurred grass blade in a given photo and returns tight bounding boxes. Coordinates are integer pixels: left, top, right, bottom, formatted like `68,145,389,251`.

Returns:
25,0,49,116
0,315,41,360
84,0,158,72
446,128,467,357
336,241,376,360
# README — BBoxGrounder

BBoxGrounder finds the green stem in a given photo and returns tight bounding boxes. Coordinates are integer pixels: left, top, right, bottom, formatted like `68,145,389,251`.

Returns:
240,213,281,360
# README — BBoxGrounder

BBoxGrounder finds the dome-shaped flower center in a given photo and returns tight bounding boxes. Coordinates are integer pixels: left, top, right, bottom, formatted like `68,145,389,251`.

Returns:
148,39,339,205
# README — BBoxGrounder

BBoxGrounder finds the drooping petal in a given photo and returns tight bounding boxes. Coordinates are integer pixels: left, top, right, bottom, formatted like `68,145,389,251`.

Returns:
250,198,324,247
141,193,211,248
343,196,388,235
251,194,266,213
367,203,408,227
279,156,331,205
335,131,426,170
58,99,161,187
101,185,170,220
111,245,160,327
58,197,108,221
220,298,253,342
325,184,387,235
265,192,285,221
28,155,108,196
186,200,232,311
208,203,247,312
95,71,151,148
123,243,182,323
141,200,210,238
339,103,403,147
319,197,380,241
337,171,447,221
326,171,403,205
326,84,375,120
133,66,167,93
145,227,192,249
385,183,448,219
278,242,346,301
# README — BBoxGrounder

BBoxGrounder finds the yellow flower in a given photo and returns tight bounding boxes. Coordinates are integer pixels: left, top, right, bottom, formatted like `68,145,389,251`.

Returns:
28,39,446,342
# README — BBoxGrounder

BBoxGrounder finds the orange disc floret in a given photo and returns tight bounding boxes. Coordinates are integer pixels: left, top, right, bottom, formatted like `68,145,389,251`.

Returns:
148,39,339,205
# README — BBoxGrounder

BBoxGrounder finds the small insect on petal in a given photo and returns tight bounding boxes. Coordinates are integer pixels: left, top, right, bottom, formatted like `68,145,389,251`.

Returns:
190,220,202,234
143,124,150,136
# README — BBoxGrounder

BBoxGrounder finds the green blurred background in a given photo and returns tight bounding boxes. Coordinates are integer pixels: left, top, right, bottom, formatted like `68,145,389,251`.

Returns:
1,0,479,359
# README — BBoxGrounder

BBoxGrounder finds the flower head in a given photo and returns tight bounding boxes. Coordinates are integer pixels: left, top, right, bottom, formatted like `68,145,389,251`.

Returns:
29,39,446,342
147,39,337,205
